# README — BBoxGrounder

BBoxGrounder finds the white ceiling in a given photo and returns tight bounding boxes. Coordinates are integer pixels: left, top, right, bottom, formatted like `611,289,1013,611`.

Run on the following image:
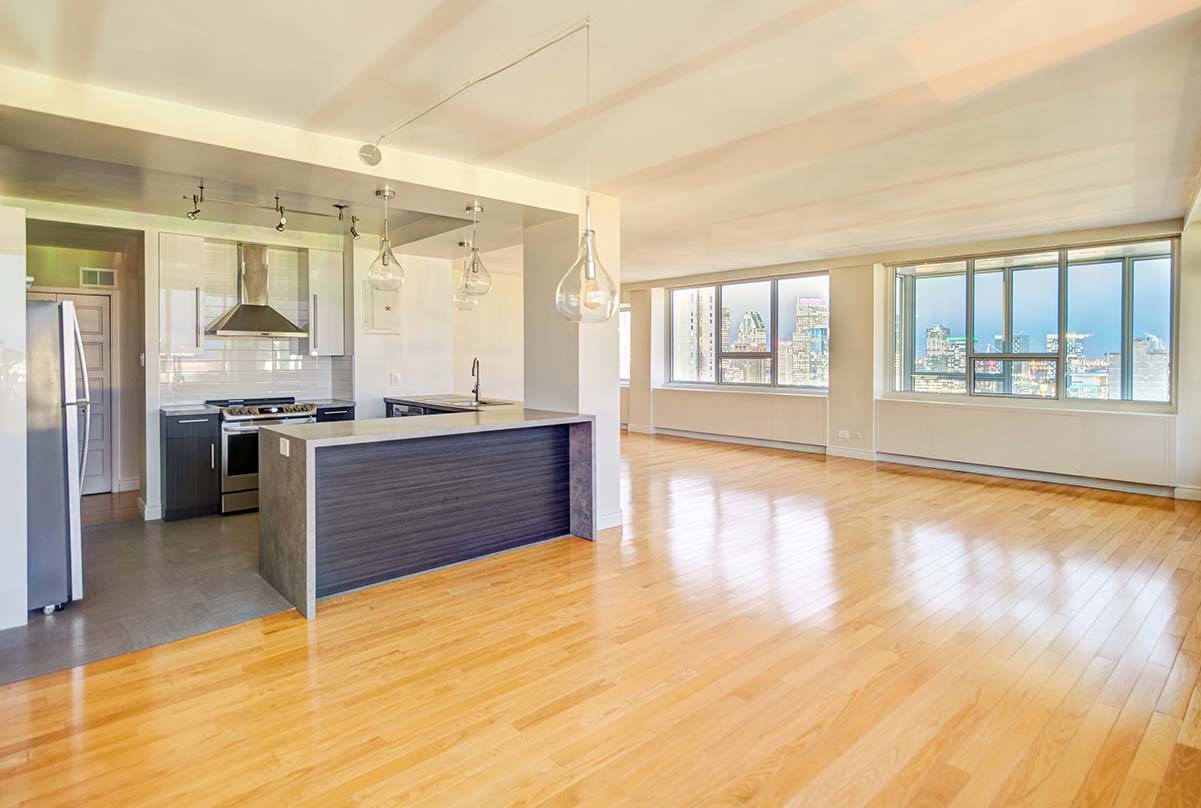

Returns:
0,0,1198,281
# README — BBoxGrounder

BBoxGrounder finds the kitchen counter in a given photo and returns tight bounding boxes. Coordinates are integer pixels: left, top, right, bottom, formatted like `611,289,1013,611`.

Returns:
160,404,221,417
257,408,595,617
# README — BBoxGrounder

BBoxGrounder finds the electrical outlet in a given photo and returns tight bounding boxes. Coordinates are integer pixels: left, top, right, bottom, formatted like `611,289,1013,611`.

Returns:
851,431,863,439
390,371,402,386
279,437,290,458
837,429,850,439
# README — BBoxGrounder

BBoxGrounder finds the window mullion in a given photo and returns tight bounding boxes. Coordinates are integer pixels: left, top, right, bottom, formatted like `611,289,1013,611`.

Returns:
1003,267,1013,395
1057,249,1067,400
966,259,975,396
1122,260,1131,399
769,278,779,386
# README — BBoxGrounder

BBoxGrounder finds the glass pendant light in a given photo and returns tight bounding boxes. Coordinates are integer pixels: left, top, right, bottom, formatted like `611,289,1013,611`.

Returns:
452,239,478,310
554,19,617,323
367,187,405,292
554,195,617,322
461,203,493,296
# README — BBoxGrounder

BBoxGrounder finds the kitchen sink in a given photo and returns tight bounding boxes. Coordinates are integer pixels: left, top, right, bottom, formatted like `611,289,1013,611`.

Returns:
420,395,512,410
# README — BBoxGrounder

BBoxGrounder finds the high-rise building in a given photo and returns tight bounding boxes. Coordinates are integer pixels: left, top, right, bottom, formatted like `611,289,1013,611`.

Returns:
791,297,829,386
1132,336,1169,401
673,289,715,381
926,325,952,372
734,310,767,351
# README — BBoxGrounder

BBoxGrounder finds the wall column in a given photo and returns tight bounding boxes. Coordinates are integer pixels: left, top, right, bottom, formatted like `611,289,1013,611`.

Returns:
825,263,879,460
1175,219,1201,498
0,205,28,628
523,193,623,530
627,288,654,432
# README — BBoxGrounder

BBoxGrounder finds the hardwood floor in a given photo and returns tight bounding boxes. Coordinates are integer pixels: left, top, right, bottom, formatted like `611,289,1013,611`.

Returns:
81,491,141,526
4,432,1201,806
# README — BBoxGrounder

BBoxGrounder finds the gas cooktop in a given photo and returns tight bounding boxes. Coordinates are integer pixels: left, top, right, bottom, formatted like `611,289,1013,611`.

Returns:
206,396,317,421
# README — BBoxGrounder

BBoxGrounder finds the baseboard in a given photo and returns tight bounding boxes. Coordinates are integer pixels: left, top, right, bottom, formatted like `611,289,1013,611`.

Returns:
115,476,141,493
598,509,623,530
877,452,1175,498
826,446,878,462
626,423,655,435
138,497,162,521
649,427,825,455
1175,486,1201,501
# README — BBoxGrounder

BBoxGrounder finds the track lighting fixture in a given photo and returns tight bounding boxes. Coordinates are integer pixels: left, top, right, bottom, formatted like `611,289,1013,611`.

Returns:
186,183,204,220
367,187,404,292
335,204,361,240
275,196,287,232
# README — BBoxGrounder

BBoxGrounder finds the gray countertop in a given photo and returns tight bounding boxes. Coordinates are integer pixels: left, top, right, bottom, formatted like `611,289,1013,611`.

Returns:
160,404,221,417
261,407,591,449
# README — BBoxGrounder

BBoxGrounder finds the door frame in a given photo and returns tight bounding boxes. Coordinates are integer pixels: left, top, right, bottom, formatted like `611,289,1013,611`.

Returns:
26,284,123,496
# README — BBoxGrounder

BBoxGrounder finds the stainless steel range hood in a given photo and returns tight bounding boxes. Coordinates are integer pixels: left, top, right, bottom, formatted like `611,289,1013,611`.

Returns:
205,243,308,338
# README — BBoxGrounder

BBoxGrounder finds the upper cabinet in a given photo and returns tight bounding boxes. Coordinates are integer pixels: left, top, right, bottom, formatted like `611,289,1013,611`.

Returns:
306,248,345,357
158,233,207,357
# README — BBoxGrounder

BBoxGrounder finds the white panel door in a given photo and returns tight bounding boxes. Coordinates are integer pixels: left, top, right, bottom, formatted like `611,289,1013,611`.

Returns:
58,293,112,495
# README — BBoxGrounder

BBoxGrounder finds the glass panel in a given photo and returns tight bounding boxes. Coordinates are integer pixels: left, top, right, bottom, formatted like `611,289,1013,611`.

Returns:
618,307,631,382
226,432,259,477
777,274,829,387
975,251,1058,271
1132,257,1172,402
1068,240,1172,262
912,265,966,394
719,280,771,353
973,270,1005,357
972,359,1057,397
1010,265,1059,353
719,357,771,385
1065,260,1122,400
671,287,716,383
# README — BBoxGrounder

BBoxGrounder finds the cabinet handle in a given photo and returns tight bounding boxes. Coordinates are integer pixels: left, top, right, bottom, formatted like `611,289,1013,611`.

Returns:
211,442,215,469
323,409,347,415
194,287,203,349
311,294,319,355
177,418,208,424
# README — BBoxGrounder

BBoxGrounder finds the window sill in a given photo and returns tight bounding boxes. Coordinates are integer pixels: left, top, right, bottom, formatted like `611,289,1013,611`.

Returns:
879,392,1175,416
659,383,828,398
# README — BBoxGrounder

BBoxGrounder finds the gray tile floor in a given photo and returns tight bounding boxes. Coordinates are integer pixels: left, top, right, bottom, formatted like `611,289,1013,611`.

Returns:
0,512,290,685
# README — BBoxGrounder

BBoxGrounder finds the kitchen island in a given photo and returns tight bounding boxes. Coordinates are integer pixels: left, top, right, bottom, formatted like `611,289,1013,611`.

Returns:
257,407,595,617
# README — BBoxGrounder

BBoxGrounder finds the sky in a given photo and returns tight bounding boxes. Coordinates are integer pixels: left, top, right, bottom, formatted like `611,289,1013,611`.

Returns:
913,258,1171,358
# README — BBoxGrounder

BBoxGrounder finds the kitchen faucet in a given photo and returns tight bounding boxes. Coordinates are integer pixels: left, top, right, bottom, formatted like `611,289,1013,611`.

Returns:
471,357,481,403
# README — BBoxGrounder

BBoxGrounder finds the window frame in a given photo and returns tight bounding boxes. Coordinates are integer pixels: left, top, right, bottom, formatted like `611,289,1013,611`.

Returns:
617,303,631,384
667,271,830,391
888,236,1178,407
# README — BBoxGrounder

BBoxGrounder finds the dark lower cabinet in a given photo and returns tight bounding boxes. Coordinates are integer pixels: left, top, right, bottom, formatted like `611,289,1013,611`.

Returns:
160,413,220,521
317,405,355,422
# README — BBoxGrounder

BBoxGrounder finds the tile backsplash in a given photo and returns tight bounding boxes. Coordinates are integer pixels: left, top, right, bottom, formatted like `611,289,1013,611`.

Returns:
159,241,335,405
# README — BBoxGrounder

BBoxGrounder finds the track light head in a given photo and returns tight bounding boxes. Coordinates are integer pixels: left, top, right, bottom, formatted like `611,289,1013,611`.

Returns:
186,193,201,220
349,216,361,240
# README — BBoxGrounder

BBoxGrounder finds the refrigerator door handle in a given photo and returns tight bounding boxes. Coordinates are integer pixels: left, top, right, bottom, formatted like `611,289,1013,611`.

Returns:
72,309,91,487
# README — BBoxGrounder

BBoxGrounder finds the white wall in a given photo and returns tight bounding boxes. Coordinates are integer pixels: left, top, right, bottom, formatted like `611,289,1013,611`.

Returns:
652,388,827,446
452,270,523,402
0,205,28,629
351,248,454,420
1175,219,1201,498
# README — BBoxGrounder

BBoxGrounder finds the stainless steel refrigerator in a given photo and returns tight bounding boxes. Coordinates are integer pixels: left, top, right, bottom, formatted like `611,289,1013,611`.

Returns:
26,300,91,614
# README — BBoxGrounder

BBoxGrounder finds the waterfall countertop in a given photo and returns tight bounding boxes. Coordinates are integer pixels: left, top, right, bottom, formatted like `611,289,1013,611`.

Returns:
261,407,592,448
257,407,597,617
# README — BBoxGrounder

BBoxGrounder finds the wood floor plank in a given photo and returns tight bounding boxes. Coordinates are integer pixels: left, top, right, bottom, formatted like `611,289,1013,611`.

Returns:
3,432,1201,806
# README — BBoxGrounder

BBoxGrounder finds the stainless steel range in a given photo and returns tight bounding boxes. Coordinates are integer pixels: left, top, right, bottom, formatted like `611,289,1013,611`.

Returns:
206,397,317,513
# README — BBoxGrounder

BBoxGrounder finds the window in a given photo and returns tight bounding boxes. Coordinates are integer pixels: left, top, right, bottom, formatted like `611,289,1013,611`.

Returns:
892,239,1174,404
670,273,830,388
618,305,631,383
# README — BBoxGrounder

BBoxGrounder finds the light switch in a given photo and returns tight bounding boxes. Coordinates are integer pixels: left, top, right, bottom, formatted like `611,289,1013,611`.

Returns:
390,371,402,386
279,437,290,457
837,429,850,439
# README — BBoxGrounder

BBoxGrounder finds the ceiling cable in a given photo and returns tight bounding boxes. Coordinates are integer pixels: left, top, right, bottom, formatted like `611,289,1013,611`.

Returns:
359,17,591,165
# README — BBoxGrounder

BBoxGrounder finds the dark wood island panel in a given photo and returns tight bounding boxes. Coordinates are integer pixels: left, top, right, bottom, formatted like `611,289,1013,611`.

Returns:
314,425,572,597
